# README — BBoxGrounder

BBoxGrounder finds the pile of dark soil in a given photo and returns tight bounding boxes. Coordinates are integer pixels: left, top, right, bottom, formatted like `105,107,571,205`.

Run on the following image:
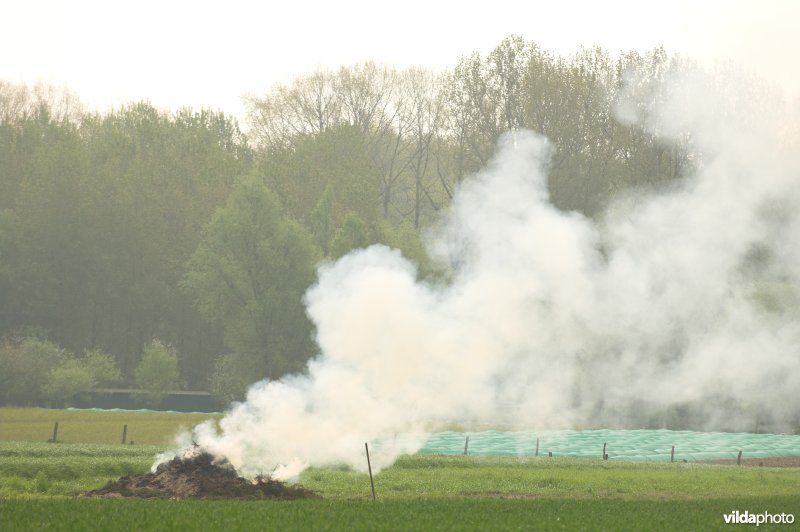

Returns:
84,451,319,500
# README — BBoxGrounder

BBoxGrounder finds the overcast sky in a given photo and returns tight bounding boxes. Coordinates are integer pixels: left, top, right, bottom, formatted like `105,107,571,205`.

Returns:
3,0,798,121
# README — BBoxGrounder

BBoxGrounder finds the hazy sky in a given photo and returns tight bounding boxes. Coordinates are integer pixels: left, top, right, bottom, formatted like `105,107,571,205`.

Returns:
3,0,798,121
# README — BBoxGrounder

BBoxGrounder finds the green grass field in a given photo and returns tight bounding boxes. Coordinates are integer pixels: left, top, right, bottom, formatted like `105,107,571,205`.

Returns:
1,408,799,530
4,497,798,531
0,407,220,445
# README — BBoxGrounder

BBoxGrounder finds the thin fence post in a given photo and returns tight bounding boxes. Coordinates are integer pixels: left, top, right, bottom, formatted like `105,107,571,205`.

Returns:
737,450,742,466
602,442,607,460
670,445,675,463
535,437,539,457
365,443,376,501
51,421,59,443
464,435,469,456
122,424,128,445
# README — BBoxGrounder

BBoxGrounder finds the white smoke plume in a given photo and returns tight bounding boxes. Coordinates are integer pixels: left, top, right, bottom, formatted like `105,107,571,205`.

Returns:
167,67,800,479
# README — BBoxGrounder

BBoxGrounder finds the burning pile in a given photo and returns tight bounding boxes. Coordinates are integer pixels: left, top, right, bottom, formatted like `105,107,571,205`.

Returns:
84,450,319,500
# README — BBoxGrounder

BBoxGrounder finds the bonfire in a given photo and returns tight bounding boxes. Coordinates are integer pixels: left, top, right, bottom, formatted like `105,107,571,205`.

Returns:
84,448,318,500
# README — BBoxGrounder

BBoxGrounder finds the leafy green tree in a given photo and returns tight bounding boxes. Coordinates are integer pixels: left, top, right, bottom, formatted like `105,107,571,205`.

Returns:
331,211,370,259
259,125,381,230
441,37,697,217
184,174,321,381
246,65,449,227
0,98,252,389
380,220,430,274
0,209,16,331
43,358,94,405
134,340,179,407
42,348,122,405
0,337,67,404
310,182,337,256
0,107,93,349
82,348,122,387
208,352,259,405
78,104,248,384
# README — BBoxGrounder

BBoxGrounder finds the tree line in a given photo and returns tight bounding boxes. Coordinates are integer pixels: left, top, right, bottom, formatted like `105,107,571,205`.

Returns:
0,36,712,406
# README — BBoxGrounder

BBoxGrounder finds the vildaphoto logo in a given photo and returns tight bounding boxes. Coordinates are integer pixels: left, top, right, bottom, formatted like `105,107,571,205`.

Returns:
723,510,795,526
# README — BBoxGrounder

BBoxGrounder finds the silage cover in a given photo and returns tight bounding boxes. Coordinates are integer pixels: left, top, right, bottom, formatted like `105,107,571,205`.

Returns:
414,430,800,461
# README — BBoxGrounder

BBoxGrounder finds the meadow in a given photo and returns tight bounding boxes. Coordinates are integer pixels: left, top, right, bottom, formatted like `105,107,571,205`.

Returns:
1,408,799,530
0,407,220,445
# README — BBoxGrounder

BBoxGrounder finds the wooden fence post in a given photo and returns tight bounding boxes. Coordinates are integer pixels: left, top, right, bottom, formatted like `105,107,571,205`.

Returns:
365,443,376,501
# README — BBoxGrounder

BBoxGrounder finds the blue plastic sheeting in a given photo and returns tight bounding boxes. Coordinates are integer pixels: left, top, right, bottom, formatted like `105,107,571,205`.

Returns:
417,429,800,461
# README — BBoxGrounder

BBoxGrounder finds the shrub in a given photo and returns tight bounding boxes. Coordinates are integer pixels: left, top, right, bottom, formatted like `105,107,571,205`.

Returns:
83,349,122,387
0,337,68,404
43,359,94,405
40,348,123,406
134,340,179,407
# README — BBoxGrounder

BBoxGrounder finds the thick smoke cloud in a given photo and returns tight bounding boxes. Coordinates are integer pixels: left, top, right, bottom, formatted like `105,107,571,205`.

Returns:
164,68,800,479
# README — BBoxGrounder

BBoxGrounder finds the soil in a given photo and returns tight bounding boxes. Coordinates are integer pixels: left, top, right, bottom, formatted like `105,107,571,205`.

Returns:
83,451,320,500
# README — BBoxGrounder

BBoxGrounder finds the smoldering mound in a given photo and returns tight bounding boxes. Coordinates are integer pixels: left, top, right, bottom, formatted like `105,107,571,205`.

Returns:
85,449,319,500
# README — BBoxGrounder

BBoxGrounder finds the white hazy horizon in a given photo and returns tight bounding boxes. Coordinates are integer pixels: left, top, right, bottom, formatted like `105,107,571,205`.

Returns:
3,0,798,122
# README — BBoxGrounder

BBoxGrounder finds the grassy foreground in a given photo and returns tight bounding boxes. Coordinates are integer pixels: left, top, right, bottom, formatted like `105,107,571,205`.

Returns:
4,497,798,531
